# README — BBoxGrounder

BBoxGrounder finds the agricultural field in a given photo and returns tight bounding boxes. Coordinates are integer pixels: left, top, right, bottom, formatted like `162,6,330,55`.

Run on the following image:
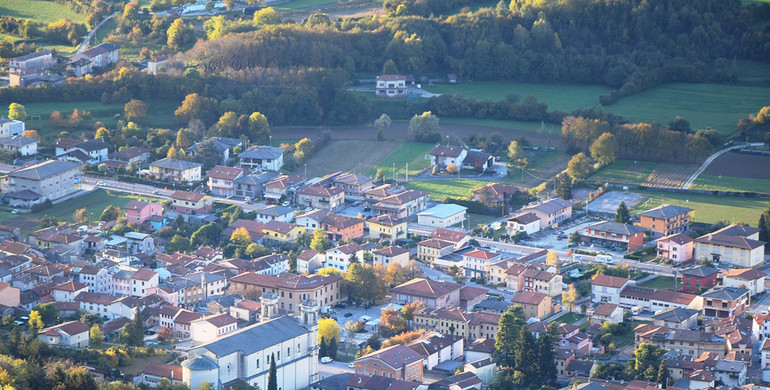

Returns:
365,142,434,178
587,160,658,186
641,163,698,189
630,190,769,225
441,118,562,134
606,82,770,136
404,179,481,201
424,82,612,112
293,140,403,178
692,174,770,194
0,0,86,24
690,153,770,193
274,0,339,10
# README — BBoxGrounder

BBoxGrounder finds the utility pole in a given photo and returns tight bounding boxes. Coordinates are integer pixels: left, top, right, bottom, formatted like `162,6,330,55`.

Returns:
406,163,409,182
393,163,396,182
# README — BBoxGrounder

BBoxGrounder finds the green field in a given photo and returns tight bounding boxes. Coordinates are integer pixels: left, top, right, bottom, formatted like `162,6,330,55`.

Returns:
607,83,770,136
630,190,770,225
22,100,178,141
589,160,658,185
274,0,339,10
0,0,86,24
404,179,481,201
92,18,118,46
441,117,562,134
424,82,612,112
0,32,79,56
638,276,677,290
367,142,434,177
553,312,585,324
691,174,770,194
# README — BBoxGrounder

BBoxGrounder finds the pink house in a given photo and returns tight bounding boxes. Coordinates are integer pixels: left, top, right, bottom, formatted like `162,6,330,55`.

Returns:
124,200,163,225
656,233,693,263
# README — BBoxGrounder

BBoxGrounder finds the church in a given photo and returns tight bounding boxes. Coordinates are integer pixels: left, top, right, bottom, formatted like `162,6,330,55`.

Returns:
182,292,320,389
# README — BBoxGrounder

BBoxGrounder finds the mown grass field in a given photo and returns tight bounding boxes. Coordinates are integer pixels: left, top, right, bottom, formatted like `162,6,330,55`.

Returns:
366,142,434,178
638,275,677,290
691,174,770,194
588,160,658,185
424,82,612,112
275,0,343,11
630,190,769,225
404,179,481,201
0,0,86,24
0,32,79,56
607,83,770,136
441,117,562,134
295,140,403,178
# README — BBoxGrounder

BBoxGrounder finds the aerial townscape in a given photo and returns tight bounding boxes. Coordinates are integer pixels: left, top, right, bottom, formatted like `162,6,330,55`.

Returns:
0,0,770,389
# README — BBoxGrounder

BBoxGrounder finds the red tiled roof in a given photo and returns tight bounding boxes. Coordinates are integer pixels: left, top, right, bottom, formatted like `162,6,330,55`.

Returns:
592,274,630,288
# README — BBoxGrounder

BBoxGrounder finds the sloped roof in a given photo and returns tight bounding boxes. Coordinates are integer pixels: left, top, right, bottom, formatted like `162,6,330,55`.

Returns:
592,274,630,288
194,316,309,357
150,158,201,171
639,204,692,219
430,145,464,158
10,160,80,180
391,278,461,299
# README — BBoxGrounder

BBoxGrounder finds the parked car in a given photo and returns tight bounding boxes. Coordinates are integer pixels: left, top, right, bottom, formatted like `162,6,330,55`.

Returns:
10,209,19,214
282,201,290,207
153,190,162,195
349,362,355,368
321,357,333,364
344,313,352,317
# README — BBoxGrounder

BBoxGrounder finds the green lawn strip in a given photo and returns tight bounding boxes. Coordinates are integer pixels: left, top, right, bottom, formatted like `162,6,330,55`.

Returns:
92,18,118,46
404,179,480,201
366,142,434,177
424,82,612,112
274,0,339,10
119,353,175,377
553,312,585,324
0,0,86,24
630,189,769,225
606,82,770,137
467,213,498,229
588,160,658,185
637,275,678,290
691,174,770,194
440,117,562,134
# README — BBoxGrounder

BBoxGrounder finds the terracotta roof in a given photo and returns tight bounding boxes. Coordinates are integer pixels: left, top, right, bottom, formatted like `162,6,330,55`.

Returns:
74,291,116,305
374,246,410,257
507,212,540,224
356,344,423,369
330,242,363,255
369,214,404,226
54,281,87,292
593,303,620,316
723,268,766,281
418,238,454,249
620,286,697,305
512,291,548,305
391,278,462,299
142,363,183,381
430,228,467,243
229,272,341,290
658,233,693,245
592,274,631,288
174,310,204,325
234,300,261,311
298,185,344,197
45,320,89,336
194,313,238,328
262,220,299,234
132,268,157,281
206,165,245,180
464,249,497,259
170,191,205,202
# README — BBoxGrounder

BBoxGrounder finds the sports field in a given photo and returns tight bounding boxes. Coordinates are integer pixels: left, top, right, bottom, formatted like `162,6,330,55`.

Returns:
630,190,769,225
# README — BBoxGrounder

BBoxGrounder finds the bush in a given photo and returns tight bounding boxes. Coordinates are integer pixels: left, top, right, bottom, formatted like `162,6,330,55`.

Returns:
31,199,53,213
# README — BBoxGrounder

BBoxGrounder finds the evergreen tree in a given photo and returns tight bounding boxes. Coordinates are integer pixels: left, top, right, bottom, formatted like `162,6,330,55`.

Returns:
657,360,670,388
268,353,278,390
514,327,538,384
538,333,557,387
556,174,572,200
615,202,630,223
319,336,327,357
328,337,338,359
758,211,769,243
494,305,526,369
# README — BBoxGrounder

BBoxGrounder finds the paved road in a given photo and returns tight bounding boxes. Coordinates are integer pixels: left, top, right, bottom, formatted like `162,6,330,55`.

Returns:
82,176,265,212
682,142,763,189
76,13,117,55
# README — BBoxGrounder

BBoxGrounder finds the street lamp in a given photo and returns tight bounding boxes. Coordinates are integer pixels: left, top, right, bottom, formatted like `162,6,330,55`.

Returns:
304,163,307,180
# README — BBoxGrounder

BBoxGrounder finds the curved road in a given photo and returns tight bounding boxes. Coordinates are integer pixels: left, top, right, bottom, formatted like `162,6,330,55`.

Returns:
76,12,117,55
682,142,763,189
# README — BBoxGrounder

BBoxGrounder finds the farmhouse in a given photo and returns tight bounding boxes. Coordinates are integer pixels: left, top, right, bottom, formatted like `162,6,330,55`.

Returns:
429,145,467,168
376,75,408,98
417,204,467,228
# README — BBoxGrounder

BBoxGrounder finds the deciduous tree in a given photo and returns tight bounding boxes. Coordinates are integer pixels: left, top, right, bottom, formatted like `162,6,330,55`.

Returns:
167,18,195,50
8,103,26,121
124,99,148,122
408,111,440,142
90,324,104,345
318,318,341,344
74,208,89,224
590,132,618,166
567,152,591,180
562,284,578,312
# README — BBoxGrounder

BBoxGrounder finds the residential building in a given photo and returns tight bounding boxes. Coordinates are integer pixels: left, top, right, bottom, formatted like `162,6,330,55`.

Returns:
187,137,242,165
78,266,111,294
0,136,38,156
234,172,280,200
261,221,305,243
0,118,25,137
148,273,228,308
714,360,747,387
373,246,410,268
296,250,324,274
297,186,345,209
129,268,159,297
699,287,750,318
69,43,119,73
694,224,766,268
390,278,461,308
239,145,285,172
264,175,302,201
590,303,623,325
463,249,502,280
472,183,519,205
227,273,342,313
354,344,423,381
680,266,719,293
619,285,699,312
124,200,163,225
506,212,541,236
255,206,295,224
519,198,572,229
0,282,20,307
638,204,692,238
430,228,470,250
8,50,57,87
1,160,81,207
149,158,202,182
417,204,467,228
190,314,239,343
417,239,454,266
182,308,319,390
324,242,364,272
55,138,110,165
137,363,183,387
517,266,563,297
635,325,727,358
112,146,150,166
206,165,246,197
375,75,407,98
657,233,694,263
170,191,213,215
461,150,494,172
511,291,552,319
580,221,646,251
53,281,89,302
722,268,766,296
591,274,633,305
429,145,467,168
38,320,90,348
372,190,429,219
367,214,407,241
330,173,374,196
651,307,699,329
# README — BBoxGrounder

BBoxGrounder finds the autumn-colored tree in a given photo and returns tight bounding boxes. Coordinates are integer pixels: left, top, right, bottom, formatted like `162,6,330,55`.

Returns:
382,329,425,348
567,152,591,180
294,138,314,164
29,310,43,331
384,262,404,286
318,318,341,344
562,284,578,312
90,324,104,345
8,103,26,121
446,163,458,174
74,208,89,224
167,18,195,50
174,93,217,125
157,326,173,343
95,127,111,140
253,7,281,26
546,250,559,270
166,145,178,159
21,129,40,140
124,99,148,122
380,307,407,335
231,227,252,245
590,132,619,166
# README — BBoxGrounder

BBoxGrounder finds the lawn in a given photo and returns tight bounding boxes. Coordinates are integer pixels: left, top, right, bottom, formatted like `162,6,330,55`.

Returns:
606,82,770,136
553,312,585,324
638,275,677,291
0,0,86,24
691,174,770,194
588,160,659,185
630,189,770,225
404,179,481,201
22,99,178,141
120,353,175,377
274,0,341,10
468,213,498,229
92,18,118,46
424,82,612,112
441,117,563,134
366,142,434,178
0,32,79,56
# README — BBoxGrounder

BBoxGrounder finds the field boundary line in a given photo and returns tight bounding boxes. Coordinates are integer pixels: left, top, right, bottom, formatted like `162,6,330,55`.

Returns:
681,142,763,189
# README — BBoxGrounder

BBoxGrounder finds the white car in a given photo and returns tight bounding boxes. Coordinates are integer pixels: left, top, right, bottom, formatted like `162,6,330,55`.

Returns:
349,362,355,368
321,357,333,364
282,201,290,207
10,209,19,214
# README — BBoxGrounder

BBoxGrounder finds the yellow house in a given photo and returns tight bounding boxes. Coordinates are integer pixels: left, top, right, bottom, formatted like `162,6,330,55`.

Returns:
413,307,501,340
262,220,306,243
367,214,407,241
512,291,553,320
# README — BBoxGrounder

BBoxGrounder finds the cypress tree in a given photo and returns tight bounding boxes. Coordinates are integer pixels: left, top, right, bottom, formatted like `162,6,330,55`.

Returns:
758,213,769,243
514,327,538,384
495,305,526,369
538,333,557,387
319,336,327,358
328,337,338,359
657,360,670,388
268,353,277,390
